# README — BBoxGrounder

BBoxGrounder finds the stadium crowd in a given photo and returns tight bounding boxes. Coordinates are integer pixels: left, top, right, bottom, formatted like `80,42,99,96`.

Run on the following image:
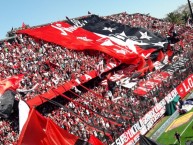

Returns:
0,12,193,144
0,34,114,101
37,52,193,144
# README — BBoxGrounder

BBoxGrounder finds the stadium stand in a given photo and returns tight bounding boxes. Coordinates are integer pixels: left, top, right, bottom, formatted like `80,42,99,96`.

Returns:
0,12,193,145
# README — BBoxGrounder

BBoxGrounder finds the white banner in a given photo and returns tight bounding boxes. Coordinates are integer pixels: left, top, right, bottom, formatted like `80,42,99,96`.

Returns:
19,99,30,134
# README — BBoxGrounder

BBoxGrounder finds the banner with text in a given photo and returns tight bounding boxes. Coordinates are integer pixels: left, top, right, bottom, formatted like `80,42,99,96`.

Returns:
176,74,193,98
111,88,178,145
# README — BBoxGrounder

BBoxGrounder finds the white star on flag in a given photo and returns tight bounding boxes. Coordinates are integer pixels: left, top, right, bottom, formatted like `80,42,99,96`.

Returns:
100,39,114,46
139,31,152,40
119,31,127,37
152,42,167,47
141,53,151,59
125,38,149,54
103,27,116,32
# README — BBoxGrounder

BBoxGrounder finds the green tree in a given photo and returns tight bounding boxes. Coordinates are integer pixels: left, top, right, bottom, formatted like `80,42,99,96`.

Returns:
181,10,190,24
165,12,183,24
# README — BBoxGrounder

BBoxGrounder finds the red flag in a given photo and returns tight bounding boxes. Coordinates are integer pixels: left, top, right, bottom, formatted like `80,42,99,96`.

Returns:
17,108,47,145
166,43,173,59
133,71,170,95
156,51,165,62
88,135,103,145
0,74,24,95
18,108,89,145
137,57,146,70
46,119,80,145
22,22,26,29
147,58,154,72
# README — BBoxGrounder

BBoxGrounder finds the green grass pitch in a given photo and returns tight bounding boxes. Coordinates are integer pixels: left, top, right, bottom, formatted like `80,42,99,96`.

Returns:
156,113,193,145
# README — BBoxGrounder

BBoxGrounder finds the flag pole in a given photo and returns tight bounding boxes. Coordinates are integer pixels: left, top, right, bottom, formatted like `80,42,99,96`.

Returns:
188,0,193,20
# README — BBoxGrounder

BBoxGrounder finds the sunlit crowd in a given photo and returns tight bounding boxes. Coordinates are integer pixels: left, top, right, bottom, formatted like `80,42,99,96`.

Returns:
0,12,193,144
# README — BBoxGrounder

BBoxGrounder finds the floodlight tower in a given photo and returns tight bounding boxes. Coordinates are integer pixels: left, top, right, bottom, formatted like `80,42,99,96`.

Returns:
188,0,193,19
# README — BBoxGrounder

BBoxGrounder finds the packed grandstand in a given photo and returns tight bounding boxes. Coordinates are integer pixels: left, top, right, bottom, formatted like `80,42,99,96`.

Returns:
0,12,193,145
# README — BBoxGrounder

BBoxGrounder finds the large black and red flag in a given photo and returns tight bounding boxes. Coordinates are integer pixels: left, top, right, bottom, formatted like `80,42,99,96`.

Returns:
67,14,168,59
18,108,90,145
17,21,141,65
0,74,24,118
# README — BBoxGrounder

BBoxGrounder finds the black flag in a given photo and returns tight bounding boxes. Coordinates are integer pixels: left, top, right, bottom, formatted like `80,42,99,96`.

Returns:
139,134,161,145
107,79,116,93
0,90,16,118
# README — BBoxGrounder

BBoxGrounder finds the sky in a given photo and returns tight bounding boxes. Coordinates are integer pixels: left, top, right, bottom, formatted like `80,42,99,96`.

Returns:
0,0,188,39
